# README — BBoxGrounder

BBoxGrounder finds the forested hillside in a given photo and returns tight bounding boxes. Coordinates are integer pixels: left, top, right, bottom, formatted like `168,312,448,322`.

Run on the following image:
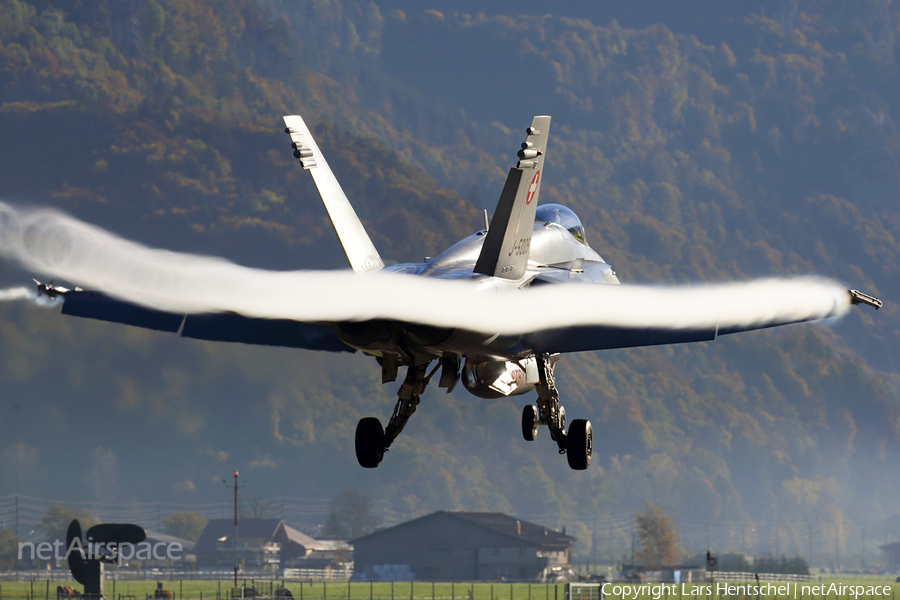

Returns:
0,0,899,567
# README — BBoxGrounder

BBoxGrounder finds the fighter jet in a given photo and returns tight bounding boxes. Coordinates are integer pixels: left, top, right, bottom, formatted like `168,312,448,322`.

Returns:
31,115,882,470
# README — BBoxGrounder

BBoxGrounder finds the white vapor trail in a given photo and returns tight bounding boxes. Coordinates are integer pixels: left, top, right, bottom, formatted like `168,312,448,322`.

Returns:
0,202,849,334
0,286,34,301
0,285,58,307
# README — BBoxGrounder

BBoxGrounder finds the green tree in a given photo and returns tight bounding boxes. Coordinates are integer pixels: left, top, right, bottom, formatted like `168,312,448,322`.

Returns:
36,505,96,539
162,511,209,542
0,528,16,569
634,502,684,568
320,489,380,540
755,554,809,575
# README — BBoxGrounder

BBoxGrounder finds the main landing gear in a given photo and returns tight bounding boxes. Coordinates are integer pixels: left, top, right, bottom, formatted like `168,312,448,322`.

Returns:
355,361,437,468
355,355,591,470
521,354,593,470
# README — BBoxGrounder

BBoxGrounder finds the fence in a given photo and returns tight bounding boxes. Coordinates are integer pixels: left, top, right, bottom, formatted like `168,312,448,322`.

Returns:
0,573,291,583
283,570,353,581
0,571,349,583
567,583,601,600
0,580,572,600
3,578,900,600
706,572,819,583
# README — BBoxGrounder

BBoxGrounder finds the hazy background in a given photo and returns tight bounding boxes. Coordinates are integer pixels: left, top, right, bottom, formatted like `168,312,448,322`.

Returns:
0,0,898,568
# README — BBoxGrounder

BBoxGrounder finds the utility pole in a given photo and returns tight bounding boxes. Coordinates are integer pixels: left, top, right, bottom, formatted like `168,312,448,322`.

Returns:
630,517,635,566
14,495,19,572
862,527,866,568
223,471,245,589
808,524,812,568
835,528,840,571
233,471,239,589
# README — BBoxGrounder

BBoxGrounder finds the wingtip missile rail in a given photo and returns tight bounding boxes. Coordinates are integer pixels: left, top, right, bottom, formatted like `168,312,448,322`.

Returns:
849,289,883,310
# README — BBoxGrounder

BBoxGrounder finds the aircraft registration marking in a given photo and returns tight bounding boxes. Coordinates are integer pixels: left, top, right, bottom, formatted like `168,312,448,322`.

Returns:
525,170,541,204
508,237,531,257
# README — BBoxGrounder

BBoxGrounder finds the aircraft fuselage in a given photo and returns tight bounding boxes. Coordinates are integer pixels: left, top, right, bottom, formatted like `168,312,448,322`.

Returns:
333,220,619,364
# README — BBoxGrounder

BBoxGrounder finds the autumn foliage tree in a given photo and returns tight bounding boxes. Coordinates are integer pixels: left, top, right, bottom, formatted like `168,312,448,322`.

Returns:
320,489,380,540
0,528,16,569
635,502,684,568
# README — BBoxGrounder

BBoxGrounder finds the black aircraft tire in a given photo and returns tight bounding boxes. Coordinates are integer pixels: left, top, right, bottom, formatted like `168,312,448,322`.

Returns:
355,417,385,468
566,419,592,470
522,405,539,441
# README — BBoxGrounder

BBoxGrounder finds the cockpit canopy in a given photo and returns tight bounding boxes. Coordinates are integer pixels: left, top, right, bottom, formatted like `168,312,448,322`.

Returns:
535,204,586,244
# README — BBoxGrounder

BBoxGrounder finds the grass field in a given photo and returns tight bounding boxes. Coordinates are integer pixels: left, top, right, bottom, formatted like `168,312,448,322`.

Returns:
0,580,566,600
0,578,897,600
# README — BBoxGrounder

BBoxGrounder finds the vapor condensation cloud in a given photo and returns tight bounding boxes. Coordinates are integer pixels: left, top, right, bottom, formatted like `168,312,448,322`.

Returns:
0,285,59,307
0,286,35,301
0,202,850,334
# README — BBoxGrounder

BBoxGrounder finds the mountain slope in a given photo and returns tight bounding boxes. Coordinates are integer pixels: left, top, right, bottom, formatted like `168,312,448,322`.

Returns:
0,0,897,566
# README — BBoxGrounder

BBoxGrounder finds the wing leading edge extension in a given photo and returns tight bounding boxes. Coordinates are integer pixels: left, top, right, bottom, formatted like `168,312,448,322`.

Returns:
60,288,721,355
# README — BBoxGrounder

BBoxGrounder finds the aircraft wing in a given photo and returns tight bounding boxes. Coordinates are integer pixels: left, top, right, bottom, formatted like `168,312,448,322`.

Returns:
523,316,834,355
180,312,351,352
61,290,354,353
60,288,720,356
524,324,718,355
63,291,185,332
7,203,864,358
53,275,854,358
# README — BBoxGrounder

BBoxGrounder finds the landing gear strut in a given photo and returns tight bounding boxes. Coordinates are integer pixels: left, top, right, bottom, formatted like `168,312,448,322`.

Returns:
355,361,434,468
525,354,592,470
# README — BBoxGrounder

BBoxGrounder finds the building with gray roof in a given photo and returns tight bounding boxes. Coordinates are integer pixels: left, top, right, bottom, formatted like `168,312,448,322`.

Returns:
352,511,575,581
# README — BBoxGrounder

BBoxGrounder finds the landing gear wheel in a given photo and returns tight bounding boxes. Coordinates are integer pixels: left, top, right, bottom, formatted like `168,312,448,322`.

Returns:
566,419,592,470
355,417,385,468
522,405,539,441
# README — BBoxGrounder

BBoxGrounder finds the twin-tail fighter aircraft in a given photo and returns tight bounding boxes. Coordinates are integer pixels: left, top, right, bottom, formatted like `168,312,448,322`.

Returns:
29,114,882,470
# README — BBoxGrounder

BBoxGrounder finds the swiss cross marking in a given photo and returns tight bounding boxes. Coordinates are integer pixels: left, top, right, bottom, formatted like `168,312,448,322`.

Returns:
525,171,541,205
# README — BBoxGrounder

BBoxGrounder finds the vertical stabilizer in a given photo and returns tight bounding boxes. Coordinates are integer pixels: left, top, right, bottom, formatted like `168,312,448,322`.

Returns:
473,116,551,280
283,115,385,273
